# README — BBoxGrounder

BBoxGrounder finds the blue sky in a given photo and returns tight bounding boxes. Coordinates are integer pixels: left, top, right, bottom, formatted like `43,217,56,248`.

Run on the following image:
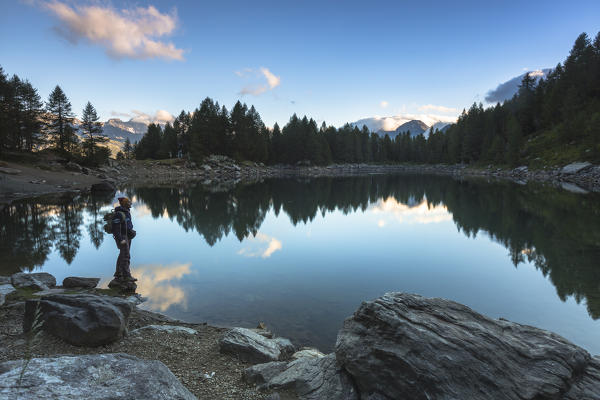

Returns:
1,0,599,127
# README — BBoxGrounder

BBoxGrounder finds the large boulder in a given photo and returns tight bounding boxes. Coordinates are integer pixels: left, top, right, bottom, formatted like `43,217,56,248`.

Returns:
23,294,132,346
219,327,296,363
0,353,196,399
11,272,56,290
244,354,358,400
62,276,100,289
335,292,600,400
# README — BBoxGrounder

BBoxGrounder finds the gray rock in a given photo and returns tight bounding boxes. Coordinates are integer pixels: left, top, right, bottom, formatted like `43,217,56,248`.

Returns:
292,348,326,360
130,325,198,335
561,182,589,194
65,161,83,172
0,353,196,399
90,181,116,193
244,354,358,400
11,272,56,290
565,356,600,399
561,161,592,174
0,276,10,285
335,292,599,400
273,337,295,359
62,276,100,289
219,327,294,363
23,294,132,346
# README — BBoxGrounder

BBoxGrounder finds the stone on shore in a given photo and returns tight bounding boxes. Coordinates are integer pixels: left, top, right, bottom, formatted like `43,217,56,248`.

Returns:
11,272,56,290
108,277,137,292
90,180,116,193
335,292,599,400
219,327,296,363
0,353,197,400
23,294,132,346
243,354,358,400
130,325,198,335
62,276,100,289
0,284,16,306
561,161,592,174
0,276,10,285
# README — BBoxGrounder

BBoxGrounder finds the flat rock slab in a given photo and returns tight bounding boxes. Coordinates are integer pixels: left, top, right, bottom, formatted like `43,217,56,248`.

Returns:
24,294,132,346
244,354,358,400
335,292,600,400
220,327,295,363
63,277,100,289
561,161,592,174
0,353,197,399
0,276,10,285
11,272,56,290
131,325,198,335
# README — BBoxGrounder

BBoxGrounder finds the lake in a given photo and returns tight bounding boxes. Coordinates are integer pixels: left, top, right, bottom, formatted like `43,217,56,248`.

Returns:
2,174,599,354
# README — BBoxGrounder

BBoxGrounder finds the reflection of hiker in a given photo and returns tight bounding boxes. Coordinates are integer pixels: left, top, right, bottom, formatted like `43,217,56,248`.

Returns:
112,197,137,282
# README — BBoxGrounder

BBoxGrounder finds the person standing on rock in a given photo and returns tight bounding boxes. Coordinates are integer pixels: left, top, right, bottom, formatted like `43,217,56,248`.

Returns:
112,197,137,283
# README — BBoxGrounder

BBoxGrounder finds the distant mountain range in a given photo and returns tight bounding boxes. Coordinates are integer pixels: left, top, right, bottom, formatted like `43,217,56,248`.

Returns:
351,118,452,139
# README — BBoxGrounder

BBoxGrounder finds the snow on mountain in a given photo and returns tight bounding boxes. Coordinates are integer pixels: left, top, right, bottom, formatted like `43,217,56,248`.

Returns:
485,68,552,103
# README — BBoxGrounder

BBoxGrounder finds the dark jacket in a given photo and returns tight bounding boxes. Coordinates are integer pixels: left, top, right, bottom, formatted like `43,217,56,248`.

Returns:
112,206,133,242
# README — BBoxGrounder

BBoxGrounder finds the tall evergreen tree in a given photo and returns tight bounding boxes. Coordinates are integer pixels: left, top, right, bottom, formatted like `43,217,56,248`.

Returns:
45,85,75,154
81,101,107,164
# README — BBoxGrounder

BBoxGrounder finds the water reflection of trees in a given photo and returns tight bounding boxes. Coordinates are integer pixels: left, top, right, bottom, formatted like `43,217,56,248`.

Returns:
131,176,600,319
0,192,113,275
1,175,598,319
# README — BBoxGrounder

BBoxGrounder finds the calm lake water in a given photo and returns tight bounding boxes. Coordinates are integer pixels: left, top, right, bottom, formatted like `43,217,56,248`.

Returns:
2,174,599,353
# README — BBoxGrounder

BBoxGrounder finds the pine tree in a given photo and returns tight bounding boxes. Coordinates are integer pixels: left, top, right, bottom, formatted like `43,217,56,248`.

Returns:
123,138,132,159
81,101,107,164
45,85,75,154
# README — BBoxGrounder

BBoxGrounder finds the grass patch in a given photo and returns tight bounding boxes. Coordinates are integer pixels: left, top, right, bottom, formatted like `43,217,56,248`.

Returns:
6,288,40,301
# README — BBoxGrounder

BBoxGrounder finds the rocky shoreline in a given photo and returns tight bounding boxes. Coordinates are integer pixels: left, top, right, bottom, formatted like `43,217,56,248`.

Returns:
2,156,599,206
1,272,599,399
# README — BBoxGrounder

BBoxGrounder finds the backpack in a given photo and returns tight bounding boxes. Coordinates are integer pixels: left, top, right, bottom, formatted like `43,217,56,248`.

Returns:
103,210,126,234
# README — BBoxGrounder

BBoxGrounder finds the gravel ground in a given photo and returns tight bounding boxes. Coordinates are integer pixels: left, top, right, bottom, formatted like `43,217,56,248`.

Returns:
0,300,296,400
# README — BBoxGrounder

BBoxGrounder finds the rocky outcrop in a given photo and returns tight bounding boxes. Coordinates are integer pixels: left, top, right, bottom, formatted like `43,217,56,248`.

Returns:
23,294,132,346
0,353,197,399
219,327,296,363
243,354,358,400
561,161,592,174
62,276,100,289
335,292,600,400
11,272,56,290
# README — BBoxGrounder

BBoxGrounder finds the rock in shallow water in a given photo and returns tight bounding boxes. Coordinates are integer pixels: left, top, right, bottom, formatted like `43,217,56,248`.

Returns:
335,292,600,400
23,294,132,346
0,353,197,400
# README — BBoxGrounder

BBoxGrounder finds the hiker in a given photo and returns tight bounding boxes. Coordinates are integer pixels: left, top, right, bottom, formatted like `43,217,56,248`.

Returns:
112,197,137,282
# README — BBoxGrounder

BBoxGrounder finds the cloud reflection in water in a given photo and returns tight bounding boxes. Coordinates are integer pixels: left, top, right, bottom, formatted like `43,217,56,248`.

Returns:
132,262,192,312
371,197,452,226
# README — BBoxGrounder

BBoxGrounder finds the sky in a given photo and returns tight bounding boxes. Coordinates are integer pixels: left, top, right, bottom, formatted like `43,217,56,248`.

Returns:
1,0,599,128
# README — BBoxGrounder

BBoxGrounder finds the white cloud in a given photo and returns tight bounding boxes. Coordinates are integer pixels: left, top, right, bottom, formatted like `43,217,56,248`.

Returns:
238,233,282,259
260,67,281,89
43,2,184,61
130,110,174,124
237,67,281,96
418,104,457,114
380,101,389,108
528,70,545,78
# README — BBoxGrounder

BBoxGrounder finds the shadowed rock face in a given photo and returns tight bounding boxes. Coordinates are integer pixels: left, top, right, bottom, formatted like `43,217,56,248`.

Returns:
23,294,132,346
0,353,197,400
335,292,600,400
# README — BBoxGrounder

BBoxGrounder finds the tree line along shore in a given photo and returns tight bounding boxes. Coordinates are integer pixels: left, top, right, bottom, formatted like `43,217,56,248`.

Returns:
1,31,599,170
